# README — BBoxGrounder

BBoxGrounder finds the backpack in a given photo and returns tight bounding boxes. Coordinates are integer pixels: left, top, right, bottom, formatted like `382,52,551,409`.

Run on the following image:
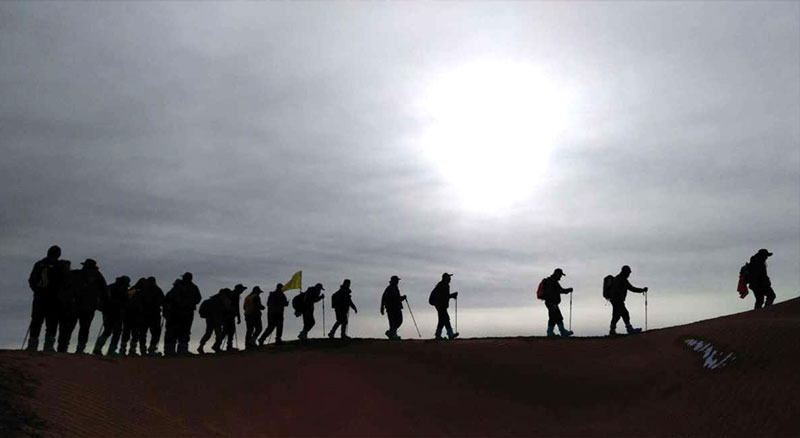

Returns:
37,264,51,289
536,279,547,300
739,263,750,284
292,292,306,317
199,297,214,318
331,291,342,309
243,294,258,315
602,275,615,300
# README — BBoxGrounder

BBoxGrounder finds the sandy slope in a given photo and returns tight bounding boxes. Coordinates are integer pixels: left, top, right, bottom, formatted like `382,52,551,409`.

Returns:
1,298,798,437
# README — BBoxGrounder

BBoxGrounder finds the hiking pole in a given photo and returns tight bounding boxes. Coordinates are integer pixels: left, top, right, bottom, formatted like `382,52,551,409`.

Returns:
569,292,573,331
234,328,239,350
404,297,422,338
322,295,326,337
455,296,458,333
645,291,648,332
20,324,31,350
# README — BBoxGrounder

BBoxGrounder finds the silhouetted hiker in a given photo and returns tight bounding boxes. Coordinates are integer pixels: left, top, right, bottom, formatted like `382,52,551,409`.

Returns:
93,275,130,356
329,279,358,339
258,283,288,345
381,276,405,340
58,259,106,353
540,268,574,337
748,249,776,309
244,286,266,349
163,272,202,355
121,278,147,356
140,277,164,356
428,273,459,340
606,265,648,336
221,284,246,351
198,289,228,353
298,283,324,340
26,245,65,351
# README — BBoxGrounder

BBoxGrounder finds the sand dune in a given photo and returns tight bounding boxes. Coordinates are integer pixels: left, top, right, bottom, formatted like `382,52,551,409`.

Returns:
2,298,798,437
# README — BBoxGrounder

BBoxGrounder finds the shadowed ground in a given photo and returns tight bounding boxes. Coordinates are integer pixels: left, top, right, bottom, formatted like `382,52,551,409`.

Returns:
1,298,798,437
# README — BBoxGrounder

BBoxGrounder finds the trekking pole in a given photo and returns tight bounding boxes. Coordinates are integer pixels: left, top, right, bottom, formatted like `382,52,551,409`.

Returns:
20,324,31,350
645,291,648,332
234,328,239,349
404,297,422,338
455,296,458,333
322,295,326,337
569,292,573,331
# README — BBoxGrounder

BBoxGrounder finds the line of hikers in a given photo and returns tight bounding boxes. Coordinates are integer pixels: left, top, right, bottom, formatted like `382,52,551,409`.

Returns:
24,245,778,355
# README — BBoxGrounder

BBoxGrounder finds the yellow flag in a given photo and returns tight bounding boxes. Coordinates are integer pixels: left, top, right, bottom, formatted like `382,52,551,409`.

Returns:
282,271,302,292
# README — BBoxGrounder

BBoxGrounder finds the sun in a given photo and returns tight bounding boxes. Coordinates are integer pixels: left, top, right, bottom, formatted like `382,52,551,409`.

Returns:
419,60,571,212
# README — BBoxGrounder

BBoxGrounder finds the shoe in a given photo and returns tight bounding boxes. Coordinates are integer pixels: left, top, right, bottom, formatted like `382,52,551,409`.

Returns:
608,329,618,336
385,330,392,339
92,347,103,356
547,331,558,337
25,339,39,352
211,345,222,353
197,345,205,354
275,339,284,345
560,329,574,337
328,332,335,339
626,326,642,334
448,332,459,340
434,335,444,340
341,334,351,340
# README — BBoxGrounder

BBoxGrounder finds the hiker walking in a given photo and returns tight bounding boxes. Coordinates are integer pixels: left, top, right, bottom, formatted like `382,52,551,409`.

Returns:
163,272,202,355
243,286,266,349
221,284,246,351
380,275,405,340
607,265,648,336
258,283,288,345
140,277,164,356
540,268,574,337
26,245,65,351
197,289,228,353
428,273,459,340
93,275,129,356
329,279,358,339
748,249,776,309
298,283,325,340
58,259,106,353
120,278,147,356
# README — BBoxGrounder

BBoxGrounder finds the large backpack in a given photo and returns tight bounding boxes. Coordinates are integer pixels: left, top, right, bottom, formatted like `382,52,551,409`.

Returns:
243,293,258,315
199,297,214,318
536,279,547,300
292,292,306,317
331,290,342,309
602,275,615,300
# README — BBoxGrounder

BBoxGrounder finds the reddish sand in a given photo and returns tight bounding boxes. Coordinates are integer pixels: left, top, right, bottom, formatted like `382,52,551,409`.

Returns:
2,298,799,437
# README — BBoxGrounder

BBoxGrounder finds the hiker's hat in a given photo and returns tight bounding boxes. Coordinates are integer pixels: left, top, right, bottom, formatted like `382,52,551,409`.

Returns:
234,283,248,291
757,248,773,257
252,286,263,293
81,258,97,268
553,268,565,277
390,275,400,281
314,283,325,290
442,272,454,279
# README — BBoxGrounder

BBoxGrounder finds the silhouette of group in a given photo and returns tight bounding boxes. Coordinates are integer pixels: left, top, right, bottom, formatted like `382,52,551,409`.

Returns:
24,245,779,355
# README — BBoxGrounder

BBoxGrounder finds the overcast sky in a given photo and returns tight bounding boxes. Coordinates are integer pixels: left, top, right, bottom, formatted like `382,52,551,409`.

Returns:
1,2,798,347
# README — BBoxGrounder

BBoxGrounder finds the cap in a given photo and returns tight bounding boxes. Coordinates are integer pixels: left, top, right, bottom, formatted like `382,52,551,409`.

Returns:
390,275,400,281
81,258,97,268
553,268,565,277
757,248,773,257
621,265,632,273
252,286,263,293
314,283,325,290
442,272,453,279
182,272,193,281
234,283,248,291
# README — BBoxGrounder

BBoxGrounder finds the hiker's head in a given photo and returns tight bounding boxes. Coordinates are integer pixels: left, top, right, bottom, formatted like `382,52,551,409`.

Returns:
757,248,773,259
621,265,632,276
442,273,453,283
390,275,400,284
182,272,193,281
342,279,351,288
314,283,325,291
118,275,131,286
81,258,98,270
275,283,284,291
252,286,263,294
553,268,565,279
234,284,247,293
147,276,156,284
135,277,147,287
46,245,61,260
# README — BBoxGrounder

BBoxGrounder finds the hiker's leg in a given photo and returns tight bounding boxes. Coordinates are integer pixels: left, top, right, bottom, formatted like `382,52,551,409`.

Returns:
753,289,765,309
765,287,776,307
28,295,47,349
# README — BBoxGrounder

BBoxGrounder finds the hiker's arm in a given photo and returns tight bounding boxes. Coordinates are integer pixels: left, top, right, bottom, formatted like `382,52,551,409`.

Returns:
350,301,357,313
28,263,40,291
627,281,647,293
449,292,458,299
563,286,573,294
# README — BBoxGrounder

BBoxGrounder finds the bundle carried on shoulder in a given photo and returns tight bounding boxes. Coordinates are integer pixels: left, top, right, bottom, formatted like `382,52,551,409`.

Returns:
536,278,547,300
737,263,750,299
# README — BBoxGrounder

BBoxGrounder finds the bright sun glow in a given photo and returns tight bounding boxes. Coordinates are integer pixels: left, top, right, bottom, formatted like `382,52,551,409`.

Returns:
420,60,571,212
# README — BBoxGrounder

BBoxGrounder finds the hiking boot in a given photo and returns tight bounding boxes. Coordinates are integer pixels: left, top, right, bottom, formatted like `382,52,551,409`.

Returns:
328,331,336,339
434,335,444,340
385,330,392,340
25,339,39,352
275,339,284,345
43,337,56,352
547,331,559,338
608,328,618,336
92,347,103,356
560,329,574,337
197,345,205,354
448,332,459,340
626,326,642,334
76,343,86,354
211,345,222,353
341,334,351,340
